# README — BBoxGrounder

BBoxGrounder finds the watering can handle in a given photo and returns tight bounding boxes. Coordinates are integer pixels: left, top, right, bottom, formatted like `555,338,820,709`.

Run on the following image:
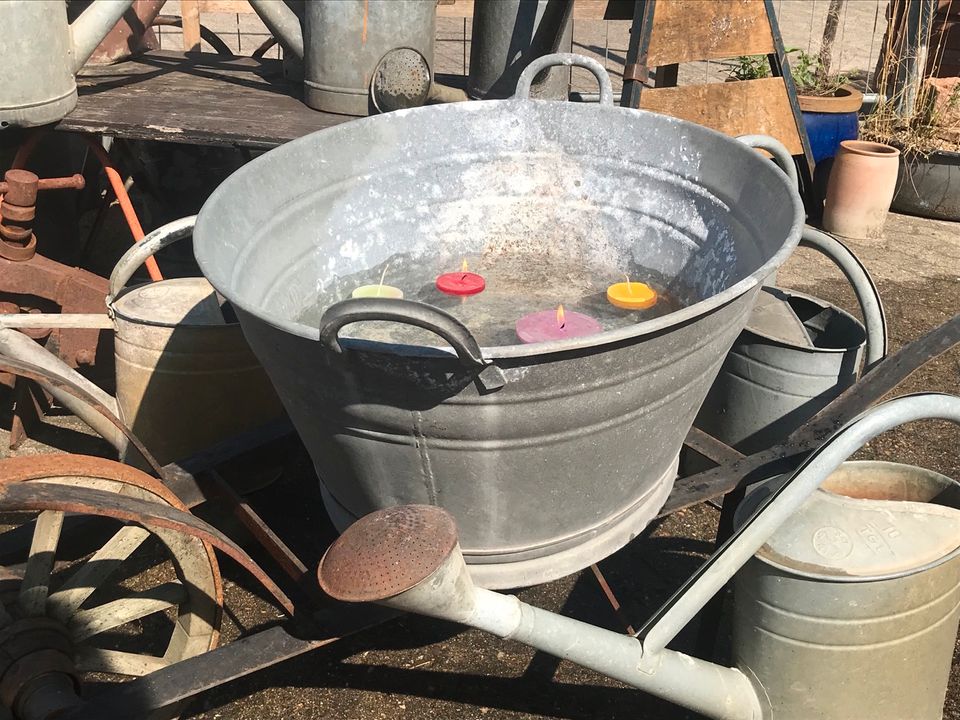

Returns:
107,216,197,304
799,226,888,369
639,392,960,657
736,135,799,190
319,298,506,391
514,53,614,106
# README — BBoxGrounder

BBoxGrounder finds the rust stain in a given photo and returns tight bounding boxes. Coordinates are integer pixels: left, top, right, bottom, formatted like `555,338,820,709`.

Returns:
362,0,368,45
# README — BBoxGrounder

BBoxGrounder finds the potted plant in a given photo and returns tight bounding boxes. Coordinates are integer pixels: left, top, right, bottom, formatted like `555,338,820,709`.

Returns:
789,49,865,166
726,49,863,166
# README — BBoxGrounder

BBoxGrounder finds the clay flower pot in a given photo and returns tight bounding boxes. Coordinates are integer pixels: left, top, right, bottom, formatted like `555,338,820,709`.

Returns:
823,140,900,239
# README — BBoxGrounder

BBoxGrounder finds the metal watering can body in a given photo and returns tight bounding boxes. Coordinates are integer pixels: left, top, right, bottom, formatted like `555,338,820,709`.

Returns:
734,461,960,720
249,0,437,116
0,217,283,467
0,0,134,127
318,395,960,720
692,227,888,462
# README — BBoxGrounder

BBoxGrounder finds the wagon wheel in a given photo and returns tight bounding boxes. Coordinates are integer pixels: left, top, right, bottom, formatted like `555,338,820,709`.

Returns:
0,456,222,720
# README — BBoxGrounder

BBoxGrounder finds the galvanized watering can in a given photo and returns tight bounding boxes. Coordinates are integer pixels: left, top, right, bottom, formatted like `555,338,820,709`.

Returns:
319,393,960,720
0,0,135,127
248,0,438,115
194,53,804,589
692,226,888,460
0,217,283,466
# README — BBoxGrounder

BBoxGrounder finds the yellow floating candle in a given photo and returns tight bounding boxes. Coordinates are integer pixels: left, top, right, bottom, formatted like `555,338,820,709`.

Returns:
606,279,658,310
351,284,404,299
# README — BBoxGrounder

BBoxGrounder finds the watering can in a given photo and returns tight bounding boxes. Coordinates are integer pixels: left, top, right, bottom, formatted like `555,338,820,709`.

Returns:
0,217,284,467
248,0,439,116
318,393,960,720
0,0,135,128
691,226,888,465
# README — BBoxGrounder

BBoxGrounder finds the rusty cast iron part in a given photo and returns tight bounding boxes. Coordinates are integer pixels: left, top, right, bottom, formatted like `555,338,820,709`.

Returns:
0,170,85,262
0,455,293,617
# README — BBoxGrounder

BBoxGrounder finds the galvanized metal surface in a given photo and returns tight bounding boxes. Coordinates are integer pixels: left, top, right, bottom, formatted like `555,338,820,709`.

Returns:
248,0,436,116
194,53,800,587
467,0,573,100
0,0,134,127
318,395,960,720
733,462,960,720
692,226,886,463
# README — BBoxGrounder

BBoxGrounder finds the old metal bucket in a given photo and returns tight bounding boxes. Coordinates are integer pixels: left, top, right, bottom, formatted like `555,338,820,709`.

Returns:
733,460,960,720
194,54,804,588
0,217,284,467
691,227,887,458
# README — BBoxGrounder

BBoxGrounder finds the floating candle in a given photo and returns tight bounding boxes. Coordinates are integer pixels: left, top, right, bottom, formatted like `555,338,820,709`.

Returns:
436,259,486,296
516,304,602,344
351,284,404,299
607,278,658,310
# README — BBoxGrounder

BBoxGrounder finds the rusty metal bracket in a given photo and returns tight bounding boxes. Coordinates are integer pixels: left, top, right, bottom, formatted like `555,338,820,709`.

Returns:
0,355,161,476
0,474,293,617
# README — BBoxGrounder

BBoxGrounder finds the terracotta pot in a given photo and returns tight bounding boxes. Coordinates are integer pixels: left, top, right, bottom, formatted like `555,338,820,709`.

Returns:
823,140,901,239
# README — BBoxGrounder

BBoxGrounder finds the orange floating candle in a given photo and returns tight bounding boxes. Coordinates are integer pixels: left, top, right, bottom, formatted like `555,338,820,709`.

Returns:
607,278,658,310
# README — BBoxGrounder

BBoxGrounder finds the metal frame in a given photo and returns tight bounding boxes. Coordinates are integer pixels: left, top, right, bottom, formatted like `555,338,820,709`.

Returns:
0,310,950,719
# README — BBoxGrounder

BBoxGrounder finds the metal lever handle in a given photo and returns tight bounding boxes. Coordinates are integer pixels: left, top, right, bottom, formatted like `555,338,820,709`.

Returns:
0,171,85,196
319,298,505,391
799,226,888,369
108,215,196,302
514,53,614,106
736,135,799,190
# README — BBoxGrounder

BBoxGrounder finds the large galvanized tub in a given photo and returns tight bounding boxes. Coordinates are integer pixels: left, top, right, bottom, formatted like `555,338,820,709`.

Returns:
194,55,804,588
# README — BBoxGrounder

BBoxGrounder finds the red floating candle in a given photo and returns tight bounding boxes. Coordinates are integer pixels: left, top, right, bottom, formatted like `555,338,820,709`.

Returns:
516,305,602,344
436,259,486,296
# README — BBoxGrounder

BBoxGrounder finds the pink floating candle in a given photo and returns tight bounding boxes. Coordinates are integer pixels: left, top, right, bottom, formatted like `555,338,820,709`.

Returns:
516,305,602,344
436,259,486,296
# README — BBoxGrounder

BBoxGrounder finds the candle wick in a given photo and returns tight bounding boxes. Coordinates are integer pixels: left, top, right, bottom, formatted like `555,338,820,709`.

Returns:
377,262,391,296
623,273,632,294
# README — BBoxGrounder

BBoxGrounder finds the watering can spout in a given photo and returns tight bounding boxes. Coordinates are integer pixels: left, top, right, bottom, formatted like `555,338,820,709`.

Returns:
70,0,137,73
248,0,304,59
318,505,765,720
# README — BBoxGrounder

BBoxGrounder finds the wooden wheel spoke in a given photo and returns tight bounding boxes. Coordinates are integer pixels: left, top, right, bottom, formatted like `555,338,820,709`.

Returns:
18,510,64,616
69,582,188,642
74,646,169,677
47,525,151,623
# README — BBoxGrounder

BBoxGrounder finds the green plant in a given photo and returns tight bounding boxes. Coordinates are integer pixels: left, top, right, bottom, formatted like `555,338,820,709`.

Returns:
726,55,769,81
788,48,848,96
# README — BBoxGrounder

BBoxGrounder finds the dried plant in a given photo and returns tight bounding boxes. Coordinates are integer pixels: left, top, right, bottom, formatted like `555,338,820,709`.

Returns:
861,0,959,155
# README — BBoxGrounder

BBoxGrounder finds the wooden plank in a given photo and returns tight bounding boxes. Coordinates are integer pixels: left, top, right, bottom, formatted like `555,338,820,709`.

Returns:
62,52,350,148
639,77,804,155
197,0,254,13
181,0,202,52
647,0,775,66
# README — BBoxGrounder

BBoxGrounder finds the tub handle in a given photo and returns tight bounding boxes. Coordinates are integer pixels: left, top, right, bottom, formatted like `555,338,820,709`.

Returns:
515,53,614,106
107,215,197,304
736,134,799,190
798,226,888,369
319,298,506,391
